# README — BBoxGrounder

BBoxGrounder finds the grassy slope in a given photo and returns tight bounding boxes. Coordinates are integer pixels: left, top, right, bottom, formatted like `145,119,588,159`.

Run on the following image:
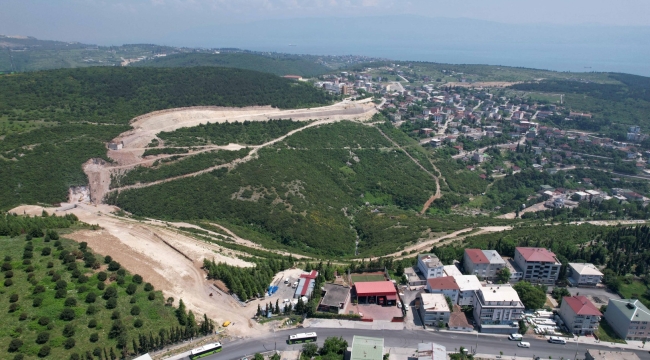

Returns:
133,53,330,77
0,233,178,359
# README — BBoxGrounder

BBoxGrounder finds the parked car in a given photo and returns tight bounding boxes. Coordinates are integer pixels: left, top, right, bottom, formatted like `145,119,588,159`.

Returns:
517,342,530,348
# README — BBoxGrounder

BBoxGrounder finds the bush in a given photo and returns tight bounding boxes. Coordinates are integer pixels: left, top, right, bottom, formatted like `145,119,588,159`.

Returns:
38,316,50,326
148,292,156,301
9,293,18,303
132,274,143,284
33,297,43,307
108,261,121,271
88,319,97,328
106,297,117,309
86,305,98,315
64,337,76,349
130,297,136,304
25,234,32,241
19,312,28,321
4,279,13,286
41,247,51,256
71,269,81,278
52,273,61,281
33,284,45,294
85,292,97,303
65,297,77,307
77,274,88,283
97,282,105,290
144,282,154,291
55,279,67,290
126,283,137,295
130,305,141,316
23,251,33,259
22,259,30,265
36,331,50,344
104,255,112,264
47,261,54,268
134,319,143,328
38,345,51,357
55,288,67,298
116,268,126,276
97,271,107,281
116,275,125,285
103,286,117,299
25,265,34,272
4,270,13,278
1,262,12,271
63,323,75,337
77,285,88,293
89,333,99,342
9,303,19,312
60,308,76,321
111,310,121,319
8,338,23,352
54,240,61,247
13,354,24,360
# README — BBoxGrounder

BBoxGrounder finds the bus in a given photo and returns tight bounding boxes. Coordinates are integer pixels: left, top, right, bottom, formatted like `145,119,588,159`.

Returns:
189,342,222,359
288,332,318,344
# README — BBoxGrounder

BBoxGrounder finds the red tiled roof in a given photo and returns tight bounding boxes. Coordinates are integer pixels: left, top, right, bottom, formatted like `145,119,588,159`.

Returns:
516,247,558,263
354,281,397,297
300,270,318,279
427,276,460,290
465,249,489,264
563,296,602,316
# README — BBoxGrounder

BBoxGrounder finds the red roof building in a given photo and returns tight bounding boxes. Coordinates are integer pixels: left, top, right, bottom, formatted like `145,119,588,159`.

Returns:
354,281,398,305
294,270,319,298
514,247,561,284
515,247,559,263
559,295,602,335
464,249,489,264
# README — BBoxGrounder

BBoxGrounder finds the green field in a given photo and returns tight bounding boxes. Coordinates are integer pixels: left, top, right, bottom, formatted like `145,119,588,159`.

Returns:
350,274,386,283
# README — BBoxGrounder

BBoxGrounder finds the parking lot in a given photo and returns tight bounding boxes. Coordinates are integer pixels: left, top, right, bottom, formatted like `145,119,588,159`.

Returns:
265,268,306,310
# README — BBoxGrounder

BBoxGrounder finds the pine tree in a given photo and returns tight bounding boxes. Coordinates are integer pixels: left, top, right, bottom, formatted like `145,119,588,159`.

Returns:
177,299,188,326
110,348,117,360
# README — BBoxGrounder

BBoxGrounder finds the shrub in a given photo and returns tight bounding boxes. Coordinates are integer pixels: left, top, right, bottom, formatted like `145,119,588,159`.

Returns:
55,279,67,290
25,265,34,272
97,271,107,281
126,283,137,295
52,273,61,282
9,293,18,303
19,312,28,321
79,242,88,251
38,345,51,357
9,303,19,312
85,292,97,303
25,234,32,241
22,251,33,259
77,285,88,293
93,347,102,357
48,230,59,240
97,282,105,290
63,323,75,337
108,319,125,339
4,279,13,286
33,284,45,294
71,269,81,278
103,286,117,299
116,268,126,276
8,338,23,352
106,297,117,309
29,278,38,286
22,259,31,265
65,297,77,307
54,240,61,247
36,331,50,344
55,288,67,298
24,243,34,251
27,272,34,279
132,274,143,284
108,261,121,271
3,256,10,261
60,308,76,321
86,305,98,315
41,247,51,256
111,310,121,319
33,297,43,307
148,292,156,301
13,354,24,360
1,262,12,271
4,270,13,278
38,316,50,326
29,228,44,238
134,319,143,328
77,274,88,284
130,306,141,316
88,319,97,328
104,255,112,264
47,261,54,268
144,282,154,291
89,333,99,342
116,275,125,285
130,297,136,304
64,337,76,349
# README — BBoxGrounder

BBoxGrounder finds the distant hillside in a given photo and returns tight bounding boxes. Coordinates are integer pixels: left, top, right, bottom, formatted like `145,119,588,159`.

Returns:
132,52,330,77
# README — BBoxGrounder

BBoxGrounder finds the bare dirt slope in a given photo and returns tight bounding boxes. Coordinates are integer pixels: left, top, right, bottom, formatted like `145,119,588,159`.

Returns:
9,204,266,336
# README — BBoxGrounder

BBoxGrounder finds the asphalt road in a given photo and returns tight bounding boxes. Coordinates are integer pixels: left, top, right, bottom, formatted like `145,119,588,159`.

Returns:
198,328,650,360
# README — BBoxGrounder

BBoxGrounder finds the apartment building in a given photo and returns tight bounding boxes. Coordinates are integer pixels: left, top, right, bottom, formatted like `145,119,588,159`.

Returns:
604,299,650,341
463,249,506,280
426,277,459,304
418,254,445,279
454,275,482,306
568,263,603,287
514,247,561,284
418,293,451,326
559,296,602,335
473,285,525,333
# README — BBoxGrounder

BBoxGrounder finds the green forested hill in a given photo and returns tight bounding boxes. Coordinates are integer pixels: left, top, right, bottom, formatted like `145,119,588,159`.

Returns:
0,67,333,210
109,121,440,257
133,53,330,77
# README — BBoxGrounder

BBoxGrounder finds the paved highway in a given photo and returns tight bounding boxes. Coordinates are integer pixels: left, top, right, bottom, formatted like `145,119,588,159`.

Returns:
198,328,650,360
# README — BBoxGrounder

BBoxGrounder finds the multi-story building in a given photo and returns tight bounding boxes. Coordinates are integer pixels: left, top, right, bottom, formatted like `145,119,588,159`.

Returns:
473,285,525,333
604,299,650,341
514,247,562,284
463,249,506,280
454,275,482,306
568,263,603,287
559,296,602,335
418,293,451,326
426,277,459,304
417,254,444,279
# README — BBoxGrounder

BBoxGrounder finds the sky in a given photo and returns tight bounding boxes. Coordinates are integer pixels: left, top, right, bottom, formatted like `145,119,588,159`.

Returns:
1,0,650,45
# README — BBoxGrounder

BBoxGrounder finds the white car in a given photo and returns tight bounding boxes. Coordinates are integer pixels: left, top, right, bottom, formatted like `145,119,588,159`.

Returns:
508,334,522,341
517,342,530,348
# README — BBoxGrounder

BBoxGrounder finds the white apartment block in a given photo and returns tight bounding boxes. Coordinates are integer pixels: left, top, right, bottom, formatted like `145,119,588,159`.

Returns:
568,263,603,287
473,285,525,333
418,293,451,326
418,254,444,279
